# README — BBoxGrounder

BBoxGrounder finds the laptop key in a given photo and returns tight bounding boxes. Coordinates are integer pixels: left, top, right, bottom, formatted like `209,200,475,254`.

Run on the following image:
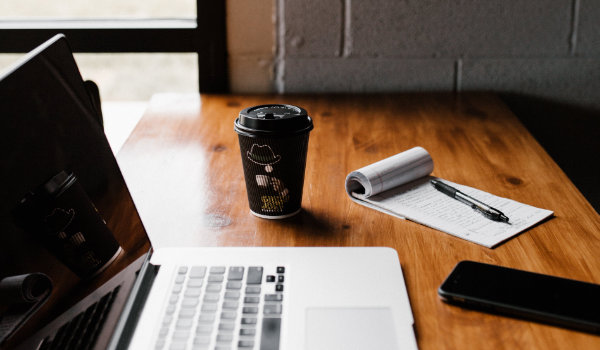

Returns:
182,297,199,307
175,318,193,329
264,304,282,315
226,281,242,290
194,335,210,345
204,293,220,302
172,330,190,340
241,317,257,325
201,303,217,312
76,287,119,350
217,333,233,342
264,294,283,302
184,287,202,297
162,315,173,324
243,307,258,314
224,291,240,299
228,266,244,280
171,283,183,293
154,339,165,349
169,343,186,350
219,323,235,331
49,323,69,349
259,318,281,350
61,313,83,348
239,340,255,348
223,301,239,309
187,278,204,287
221,311,237,319
189,266,207,278
210,266,226,274
159,327,169,337
196,324,213,334
206,283,222,292
208,275,224,283
240,328,256,336
198,313,216,323
247,267,263,284
165,304,176,314
178,308,196,318
245,286,261,294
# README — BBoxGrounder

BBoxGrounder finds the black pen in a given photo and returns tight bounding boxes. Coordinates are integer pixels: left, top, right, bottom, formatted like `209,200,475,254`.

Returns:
430,179,510,223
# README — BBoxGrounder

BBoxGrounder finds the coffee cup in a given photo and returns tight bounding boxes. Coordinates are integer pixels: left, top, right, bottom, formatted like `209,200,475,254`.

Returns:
15,171,122,279
234,104,313,219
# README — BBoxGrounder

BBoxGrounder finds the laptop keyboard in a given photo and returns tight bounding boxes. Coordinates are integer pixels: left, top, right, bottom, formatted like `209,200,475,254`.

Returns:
38,286,120,350
155,265,285,350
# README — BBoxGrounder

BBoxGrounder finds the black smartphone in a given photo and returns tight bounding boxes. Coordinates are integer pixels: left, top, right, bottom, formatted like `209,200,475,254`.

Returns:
438,260,600,334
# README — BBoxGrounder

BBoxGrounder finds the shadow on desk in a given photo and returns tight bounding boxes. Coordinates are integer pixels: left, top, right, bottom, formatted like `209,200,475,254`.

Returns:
275,210,339,236
255,210,352,246
500,94,600,214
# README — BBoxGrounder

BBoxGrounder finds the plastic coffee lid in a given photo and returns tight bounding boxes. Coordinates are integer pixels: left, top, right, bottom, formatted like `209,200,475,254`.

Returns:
42,171,77,197
235,104,313,136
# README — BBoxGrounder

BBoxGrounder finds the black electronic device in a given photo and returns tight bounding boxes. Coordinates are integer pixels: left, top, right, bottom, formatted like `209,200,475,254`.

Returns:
438,260,600,334
0,34,151,349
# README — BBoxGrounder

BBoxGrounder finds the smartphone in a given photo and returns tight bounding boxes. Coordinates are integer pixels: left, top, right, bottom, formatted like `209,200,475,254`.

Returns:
438,260,600,334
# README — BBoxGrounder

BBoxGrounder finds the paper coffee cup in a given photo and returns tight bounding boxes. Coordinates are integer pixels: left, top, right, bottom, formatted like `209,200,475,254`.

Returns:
234,104,313,219
15,171,121,279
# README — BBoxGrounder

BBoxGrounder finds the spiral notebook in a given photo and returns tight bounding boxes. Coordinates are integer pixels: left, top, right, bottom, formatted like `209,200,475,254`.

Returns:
345,147,554,248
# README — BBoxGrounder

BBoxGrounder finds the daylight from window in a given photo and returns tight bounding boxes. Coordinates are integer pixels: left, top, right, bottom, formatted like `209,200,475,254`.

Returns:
0,0,198,101
0,0,195,19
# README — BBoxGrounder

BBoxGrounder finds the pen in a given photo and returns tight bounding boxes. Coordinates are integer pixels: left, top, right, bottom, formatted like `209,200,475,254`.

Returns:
430,179,510,223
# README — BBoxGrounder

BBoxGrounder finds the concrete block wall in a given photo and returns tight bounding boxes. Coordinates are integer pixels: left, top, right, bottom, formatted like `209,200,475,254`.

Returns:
275,0,600,110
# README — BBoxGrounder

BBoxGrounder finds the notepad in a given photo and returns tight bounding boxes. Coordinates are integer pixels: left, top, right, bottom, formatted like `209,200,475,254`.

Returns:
345,147,554,248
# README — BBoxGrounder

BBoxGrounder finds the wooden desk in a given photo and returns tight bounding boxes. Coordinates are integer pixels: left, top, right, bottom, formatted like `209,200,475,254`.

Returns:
117,93,600,349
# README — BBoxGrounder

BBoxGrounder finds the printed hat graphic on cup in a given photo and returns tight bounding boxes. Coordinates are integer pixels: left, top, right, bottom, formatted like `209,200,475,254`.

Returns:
247,144,281,166
234,104,313,219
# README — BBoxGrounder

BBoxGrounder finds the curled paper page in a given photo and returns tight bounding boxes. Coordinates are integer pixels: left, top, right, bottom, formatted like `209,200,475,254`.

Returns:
345,146,434,198
0,273,53,344
344,146,553,247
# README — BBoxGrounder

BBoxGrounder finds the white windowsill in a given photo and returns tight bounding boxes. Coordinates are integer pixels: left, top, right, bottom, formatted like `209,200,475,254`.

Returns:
101,101,146,154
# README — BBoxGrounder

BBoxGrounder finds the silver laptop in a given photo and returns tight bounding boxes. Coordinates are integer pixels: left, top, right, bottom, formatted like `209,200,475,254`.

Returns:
0,35,417,350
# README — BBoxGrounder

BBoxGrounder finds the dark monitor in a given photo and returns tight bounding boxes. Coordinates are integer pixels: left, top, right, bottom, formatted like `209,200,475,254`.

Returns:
0,34,150,347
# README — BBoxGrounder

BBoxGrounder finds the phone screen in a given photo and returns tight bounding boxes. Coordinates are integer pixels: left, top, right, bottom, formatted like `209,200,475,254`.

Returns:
438,261,600,333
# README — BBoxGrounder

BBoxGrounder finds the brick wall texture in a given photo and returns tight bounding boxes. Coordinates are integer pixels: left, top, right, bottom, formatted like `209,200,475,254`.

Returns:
277,0,600,109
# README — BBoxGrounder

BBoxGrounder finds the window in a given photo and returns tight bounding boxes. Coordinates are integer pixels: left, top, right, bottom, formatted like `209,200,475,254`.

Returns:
0,0,228,96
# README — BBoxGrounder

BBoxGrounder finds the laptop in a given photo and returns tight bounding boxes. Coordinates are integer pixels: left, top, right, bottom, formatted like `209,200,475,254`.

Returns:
0,34,417,350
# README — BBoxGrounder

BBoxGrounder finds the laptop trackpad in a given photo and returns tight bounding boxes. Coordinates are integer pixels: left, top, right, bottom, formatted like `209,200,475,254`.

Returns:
305,308,399,350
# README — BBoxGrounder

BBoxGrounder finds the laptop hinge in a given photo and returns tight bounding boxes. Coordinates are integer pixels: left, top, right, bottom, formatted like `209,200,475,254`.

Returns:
107,250,159,350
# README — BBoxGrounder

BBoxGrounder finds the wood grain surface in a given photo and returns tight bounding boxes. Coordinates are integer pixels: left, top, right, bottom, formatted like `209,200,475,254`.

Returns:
117,92,600,349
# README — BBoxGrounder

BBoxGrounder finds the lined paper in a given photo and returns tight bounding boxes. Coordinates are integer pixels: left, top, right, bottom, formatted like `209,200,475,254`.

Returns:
345,147,553,247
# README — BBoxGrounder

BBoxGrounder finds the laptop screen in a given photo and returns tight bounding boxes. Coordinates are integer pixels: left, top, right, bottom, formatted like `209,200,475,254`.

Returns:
0,35,151,346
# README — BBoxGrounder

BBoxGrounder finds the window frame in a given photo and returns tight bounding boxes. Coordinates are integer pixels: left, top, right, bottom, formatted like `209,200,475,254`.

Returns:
0,1,228,93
